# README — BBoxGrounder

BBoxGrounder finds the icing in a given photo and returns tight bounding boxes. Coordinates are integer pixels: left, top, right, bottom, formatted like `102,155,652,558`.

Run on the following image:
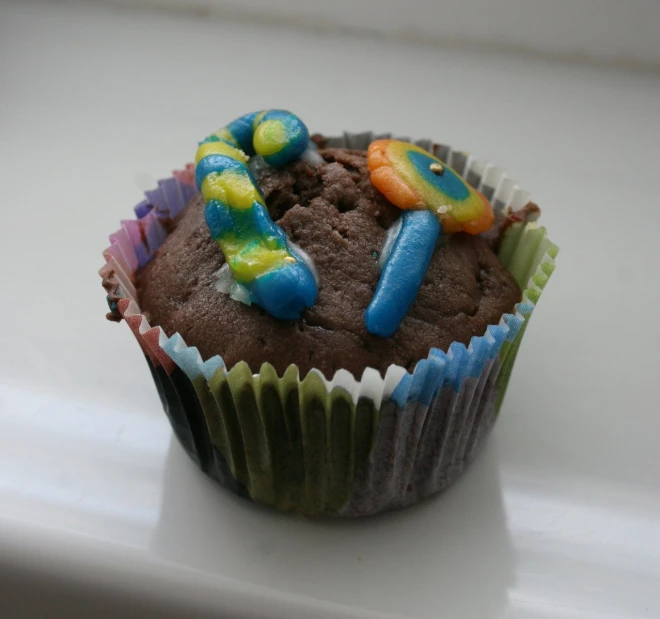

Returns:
377,216,402,271
196,110,318,320
213,241,319,308
366,139,495,337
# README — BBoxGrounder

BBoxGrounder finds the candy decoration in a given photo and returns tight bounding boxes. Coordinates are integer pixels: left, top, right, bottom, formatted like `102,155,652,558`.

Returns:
365,140,495,337
196,110,318,320
365,210,441,337
367,139,494,234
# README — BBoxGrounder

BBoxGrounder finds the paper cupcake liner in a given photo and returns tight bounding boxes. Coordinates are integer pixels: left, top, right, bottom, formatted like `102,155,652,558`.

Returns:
100,132,557,517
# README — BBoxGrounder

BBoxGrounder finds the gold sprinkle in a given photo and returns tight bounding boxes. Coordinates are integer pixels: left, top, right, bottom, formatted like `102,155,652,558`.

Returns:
283,256,296,264
430,162,444,175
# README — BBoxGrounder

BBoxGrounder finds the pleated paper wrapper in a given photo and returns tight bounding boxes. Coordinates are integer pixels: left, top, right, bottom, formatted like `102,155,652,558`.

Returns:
100,132,557,517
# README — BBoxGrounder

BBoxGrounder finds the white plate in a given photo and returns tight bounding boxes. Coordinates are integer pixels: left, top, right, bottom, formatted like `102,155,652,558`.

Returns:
1,3,659,618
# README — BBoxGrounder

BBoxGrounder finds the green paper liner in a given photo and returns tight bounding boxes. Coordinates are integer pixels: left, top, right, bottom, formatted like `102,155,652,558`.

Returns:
169,360,379,515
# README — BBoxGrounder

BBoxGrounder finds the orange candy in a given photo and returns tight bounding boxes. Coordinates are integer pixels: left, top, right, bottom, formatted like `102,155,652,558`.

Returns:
367,139,494,235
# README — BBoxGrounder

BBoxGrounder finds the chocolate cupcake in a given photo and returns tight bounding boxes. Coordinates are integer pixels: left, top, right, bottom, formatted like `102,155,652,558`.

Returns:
100,111,557,516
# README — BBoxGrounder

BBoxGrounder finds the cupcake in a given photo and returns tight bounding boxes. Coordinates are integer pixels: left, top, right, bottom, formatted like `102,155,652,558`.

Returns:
100,110,557,516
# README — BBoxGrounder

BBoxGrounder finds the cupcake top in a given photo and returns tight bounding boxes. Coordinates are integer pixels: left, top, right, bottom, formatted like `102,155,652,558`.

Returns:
188,109,499,339
135,123,523,378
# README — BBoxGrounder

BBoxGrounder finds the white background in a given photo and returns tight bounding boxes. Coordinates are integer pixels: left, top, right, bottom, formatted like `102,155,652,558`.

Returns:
87,0,660,67
1,1,660,618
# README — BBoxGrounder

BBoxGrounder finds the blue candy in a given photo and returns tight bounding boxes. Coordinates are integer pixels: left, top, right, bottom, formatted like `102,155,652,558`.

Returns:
365,210,442,338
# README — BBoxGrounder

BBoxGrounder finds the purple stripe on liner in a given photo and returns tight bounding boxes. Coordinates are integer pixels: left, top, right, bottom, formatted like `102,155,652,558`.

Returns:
180,181,198,205
142,211,168,257
144,187,169,220
159,177,186,218
122,219,150,268
134,199,152,219
126,176,199,268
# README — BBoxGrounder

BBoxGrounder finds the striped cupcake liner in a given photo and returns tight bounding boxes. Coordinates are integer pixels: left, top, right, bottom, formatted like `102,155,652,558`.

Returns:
100,132,557,517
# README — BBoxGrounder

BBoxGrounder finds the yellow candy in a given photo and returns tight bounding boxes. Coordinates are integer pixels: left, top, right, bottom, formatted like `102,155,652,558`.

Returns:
200,170,264,210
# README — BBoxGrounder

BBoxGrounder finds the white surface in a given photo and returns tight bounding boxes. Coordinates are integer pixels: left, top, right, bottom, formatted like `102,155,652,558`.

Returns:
91,0,660,67
1,1,660,618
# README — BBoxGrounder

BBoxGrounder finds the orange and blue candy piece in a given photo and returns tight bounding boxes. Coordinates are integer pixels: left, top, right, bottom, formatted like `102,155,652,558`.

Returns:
365,139,494,337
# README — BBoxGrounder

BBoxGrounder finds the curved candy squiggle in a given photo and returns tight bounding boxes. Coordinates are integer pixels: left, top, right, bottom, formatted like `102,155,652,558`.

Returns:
196,110,317,320
366,139,495,338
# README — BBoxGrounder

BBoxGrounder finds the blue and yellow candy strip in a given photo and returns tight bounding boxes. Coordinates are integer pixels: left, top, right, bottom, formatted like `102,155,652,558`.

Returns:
195,110,317,320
